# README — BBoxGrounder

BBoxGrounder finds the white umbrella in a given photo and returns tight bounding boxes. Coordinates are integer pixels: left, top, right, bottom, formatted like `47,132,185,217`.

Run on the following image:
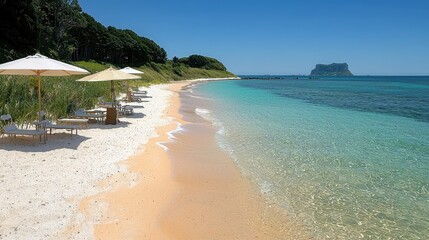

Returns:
0,53,89,120
120,67,144,101
76,67,141,106
119,67,144,75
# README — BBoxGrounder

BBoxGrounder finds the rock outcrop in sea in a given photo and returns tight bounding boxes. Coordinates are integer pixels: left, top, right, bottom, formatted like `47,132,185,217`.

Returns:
310,63,353,76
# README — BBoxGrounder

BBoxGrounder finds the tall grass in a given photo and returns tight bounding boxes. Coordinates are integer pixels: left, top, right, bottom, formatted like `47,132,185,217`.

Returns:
0,75,112,125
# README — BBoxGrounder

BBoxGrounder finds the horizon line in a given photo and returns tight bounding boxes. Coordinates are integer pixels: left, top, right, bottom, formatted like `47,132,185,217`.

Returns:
235,74,429,77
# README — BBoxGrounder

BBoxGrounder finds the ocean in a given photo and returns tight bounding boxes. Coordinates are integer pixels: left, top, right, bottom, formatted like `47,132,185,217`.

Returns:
190,76,429,239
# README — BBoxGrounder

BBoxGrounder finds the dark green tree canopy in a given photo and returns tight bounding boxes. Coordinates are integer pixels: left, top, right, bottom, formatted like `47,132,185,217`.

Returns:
0,0,167,66
179,55,227,71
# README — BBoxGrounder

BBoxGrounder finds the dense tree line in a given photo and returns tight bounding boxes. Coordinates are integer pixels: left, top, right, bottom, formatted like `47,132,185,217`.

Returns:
0,0,167,66
178,55,227,71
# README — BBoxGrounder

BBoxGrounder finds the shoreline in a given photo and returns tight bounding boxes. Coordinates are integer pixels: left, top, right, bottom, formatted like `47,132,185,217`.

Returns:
83,80,308,239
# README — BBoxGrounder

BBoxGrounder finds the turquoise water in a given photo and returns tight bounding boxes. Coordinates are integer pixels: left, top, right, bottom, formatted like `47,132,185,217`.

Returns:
192,77,429,239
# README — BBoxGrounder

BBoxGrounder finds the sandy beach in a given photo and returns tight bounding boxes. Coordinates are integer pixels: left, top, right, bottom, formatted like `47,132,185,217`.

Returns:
0,78,306,239
0,84,172,239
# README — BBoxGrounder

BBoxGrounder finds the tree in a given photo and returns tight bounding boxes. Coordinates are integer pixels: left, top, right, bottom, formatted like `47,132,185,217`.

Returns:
180,55,227,71
43,0,86,59
0,0,38,61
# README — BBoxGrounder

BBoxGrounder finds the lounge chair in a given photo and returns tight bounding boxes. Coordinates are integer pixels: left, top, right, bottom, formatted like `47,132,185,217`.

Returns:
132,92,147,97
97,97,115,108
1,114,47,144
74,109,106,122
132,92,151,99
45,121,80,136
57,118,89,128
129,95,142,102
131,88,147,94
123,106,134,115
118,105,134,116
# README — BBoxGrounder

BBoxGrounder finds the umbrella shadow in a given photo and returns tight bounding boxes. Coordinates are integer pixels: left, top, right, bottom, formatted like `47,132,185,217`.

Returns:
0,133,90,152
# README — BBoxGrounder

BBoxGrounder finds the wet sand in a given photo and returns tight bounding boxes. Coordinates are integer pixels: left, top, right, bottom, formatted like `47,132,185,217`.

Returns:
81,81,307,239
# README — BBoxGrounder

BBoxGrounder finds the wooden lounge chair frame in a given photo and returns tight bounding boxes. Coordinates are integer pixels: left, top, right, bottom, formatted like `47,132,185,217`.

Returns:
2,124,47,144
57,118,89,128
44,121,80,136
1,115,47,144
1,114,47,144
74,110,106,123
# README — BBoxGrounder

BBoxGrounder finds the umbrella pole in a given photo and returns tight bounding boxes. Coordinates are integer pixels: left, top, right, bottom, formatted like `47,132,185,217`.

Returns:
127,80,131,102
111,80,115,107
37,72,42,121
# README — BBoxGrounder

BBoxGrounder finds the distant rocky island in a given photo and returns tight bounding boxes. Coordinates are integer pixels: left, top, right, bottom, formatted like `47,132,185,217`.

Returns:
310,63,353,76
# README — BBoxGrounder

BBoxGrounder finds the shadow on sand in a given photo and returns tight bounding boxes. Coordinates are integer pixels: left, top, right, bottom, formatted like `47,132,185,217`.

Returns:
0,109,147,152
0,133,91,152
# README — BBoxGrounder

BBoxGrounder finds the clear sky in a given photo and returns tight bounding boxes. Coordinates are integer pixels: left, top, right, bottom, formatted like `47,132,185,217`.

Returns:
79,0,429,75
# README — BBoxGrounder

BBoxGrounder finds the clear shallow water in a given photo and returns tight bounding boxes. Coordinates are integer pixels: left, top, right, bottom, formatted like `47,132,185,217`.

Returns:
192,77,429,239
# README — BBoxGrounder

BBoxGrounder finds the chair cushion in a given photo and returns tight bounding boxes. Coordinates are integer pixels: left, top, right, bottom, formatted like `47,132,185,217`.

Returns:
3,124,18,132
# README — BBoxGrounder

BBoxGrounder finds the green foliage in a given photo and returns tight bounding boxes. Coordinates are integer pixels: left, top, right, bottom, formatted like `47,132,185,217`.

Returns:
0,0,167,66
310,63,353,76
136,61,236,84
180,55,227,71
73,60,111,72
0,0,39,61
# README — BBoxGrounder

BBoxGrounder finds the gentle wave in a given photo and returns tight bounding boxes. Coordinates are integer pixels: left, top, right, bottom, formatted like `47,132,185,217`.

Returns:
156,122,185,152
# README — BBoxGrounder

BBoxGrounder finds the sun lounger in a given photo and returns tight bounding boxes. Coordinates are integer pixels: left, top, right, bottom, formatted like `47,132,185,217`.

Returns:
131,88,147,94
129,95,142,102
123,106,134,115
74,109,106,122
118,105,134,116
3,124,47,143
1,114,47,144
97,97,115,108
45,121,79,136
1,120,47,144
132,93,151,99
57,118,89,128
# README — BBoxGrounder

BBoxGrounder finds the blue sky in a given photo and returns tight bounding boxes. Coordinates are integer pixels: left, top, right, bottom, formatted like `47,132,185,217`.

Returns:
79,0,429,75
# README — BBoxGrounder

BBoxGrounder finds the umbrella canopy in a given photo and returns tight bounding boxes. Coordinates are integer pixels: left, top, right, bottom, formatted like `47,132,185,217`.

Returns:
119,67,144,75
120,67,144,101
76,67,141,106
0,53,89,120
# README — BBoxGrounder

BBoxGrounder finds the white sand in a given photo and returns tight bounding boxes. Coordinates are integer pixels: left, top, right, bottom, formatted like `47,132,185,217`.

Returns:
0,85,172,240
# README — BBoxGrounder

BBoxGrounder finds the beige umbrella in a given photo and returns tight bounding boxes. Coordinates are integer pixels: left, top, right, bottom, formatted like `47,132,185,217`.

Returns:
0,53,89,120
120,67,144,101
76,67,141,125
76,66,141,106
